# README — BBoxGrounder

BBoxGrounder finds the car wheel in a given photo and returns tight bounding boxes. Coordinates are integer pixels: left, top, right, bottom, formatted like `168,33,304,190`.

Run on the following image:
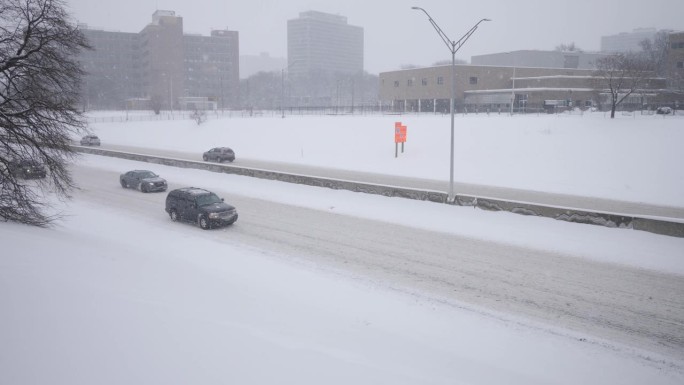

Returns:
121,180,127,188
203,155,208,161
169,209,179,222
199,215,210,230
141,184,148,193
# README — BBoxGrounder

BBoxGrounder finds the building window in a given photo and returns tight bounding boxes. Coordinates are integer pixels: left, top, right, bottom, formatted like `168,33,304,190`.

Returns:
469,76,478,85
678,61,684,69
437,76,444,85
422,78,428,86
394,80,399,87
407,79,413,86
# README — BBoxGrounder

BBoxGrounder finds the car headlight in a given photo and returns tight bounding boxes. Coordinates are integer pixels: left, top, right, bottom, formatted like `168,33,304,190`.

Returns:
208,213,220,219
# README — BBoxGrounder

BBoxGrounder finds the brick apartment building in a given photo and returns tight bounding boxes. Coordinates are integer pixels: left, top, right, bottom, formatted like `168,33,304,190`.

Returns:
79,10,239,111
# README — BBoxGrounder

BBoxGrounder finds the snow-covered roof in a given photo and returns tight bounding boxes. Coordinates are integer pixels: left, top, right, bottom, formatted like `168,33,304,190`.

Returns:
465,88,597,94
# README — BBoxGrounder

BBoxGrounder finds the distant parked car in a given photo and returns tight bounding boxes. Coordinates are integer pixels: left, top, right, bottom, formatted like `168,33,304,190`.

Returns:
165,187,238,230
203,147,235,163
8,159,47,179
120,170,167,192
80,135,101,146
656,106,673,115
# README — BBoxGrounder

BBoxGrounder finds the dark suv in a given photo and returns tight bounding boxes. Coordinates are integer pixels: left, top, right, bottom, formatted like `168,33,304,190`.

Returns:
203,147,235,163
8,159,47,179
165,187,238,230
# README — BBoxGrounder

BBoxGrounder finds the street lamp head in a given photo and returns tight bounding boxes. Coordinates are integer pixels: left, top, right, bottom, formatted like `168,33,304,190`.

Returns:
411,6,429,16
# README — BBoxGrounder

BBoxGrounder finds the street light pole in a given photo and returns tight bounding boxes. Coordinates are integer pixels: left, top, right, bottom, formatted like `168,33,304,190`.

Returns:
281,68,285,118
510,66,516,115
281,60,300,118
412,7,490,203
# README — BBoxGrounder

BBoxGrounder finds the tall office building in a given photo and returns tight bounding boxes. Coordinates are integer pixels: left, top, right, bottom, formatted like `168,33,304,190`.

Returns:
287,11,364,76
79,10,239,110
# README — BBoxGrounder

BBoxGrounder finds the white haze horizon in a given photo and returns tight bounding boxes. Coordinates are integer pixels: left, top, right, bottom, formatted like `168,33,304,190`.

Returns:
66,0,684,74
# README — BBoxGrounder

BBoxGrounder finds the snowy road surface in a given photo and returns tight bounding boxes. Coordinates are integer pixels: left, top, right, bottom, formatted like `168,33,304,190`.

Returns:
72,160,684,366
94,143,684,221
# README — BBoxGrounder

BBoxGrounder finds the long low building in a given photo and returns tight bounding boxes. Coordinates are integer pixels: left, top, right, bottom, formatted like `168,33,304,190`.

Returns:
379,64,667,113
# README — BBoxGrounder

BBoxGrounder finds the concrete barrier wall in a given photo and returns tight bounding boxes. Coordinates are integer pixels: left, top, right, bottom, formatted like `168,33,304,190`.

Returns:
74,146,684,238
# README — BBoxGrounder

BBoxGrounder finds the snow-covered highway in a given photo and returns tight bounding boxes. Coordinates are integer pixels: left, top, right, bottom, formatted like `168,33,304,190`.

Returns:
71,157,684,366
4,112,684,384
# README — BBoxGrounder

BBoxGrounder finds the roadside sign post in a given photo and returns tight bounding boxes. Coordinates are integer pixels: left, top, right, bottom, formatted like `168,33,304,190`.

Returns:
394,122,407,158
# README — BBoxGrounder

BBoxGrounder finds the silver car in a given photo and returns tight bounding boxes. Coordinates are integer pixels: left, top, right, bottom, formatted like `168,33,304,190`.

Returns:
203,147,235,163
80,135,101,146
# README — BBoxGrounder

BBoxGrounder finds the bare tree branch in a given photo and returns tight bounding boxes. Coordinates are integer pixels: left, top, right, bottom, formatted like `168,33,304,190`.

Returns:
594,53,652,118
0,0,91,226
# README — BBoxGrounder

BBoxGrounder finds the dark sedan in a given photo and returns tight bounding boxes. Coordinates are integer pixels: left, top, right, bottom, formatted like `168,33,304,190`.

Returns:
8,159,47,179
120,170,167,192
203,147,235,163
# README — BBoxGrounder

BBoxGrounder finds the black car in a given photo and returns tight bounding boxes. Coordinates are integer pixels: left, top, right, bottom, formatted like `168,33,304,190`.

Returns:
120,170,167,192
80,135,101,146
203,147,235,163
165,187,238,230
656,106,673,115
8,159,47,179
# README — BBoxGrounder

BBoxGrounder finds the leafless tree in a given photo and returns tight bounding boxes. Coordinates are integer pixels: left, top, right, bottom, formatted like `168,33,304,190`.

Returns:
0,0,90,226
639,31,669,78
433,58,468,66
190,108,207,125
399,64,420,70
555,42,583,52
150,94,162,115
594,53,651,118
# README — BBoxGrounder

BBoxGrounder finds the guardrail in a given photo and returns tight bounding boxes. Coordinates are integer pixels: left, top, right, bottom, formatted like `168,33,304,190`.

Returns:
73,145,684,238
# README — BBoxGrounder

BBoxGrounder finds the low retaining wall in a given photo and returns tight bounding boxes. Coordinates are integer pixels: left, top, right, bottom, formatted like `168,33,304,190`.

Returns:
454,195,684,237
74,146,684,238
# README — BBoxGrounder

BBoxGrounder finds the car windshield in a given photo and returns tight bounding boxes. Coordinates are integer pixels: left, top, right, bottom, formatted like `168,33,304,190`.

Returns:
138,171,157,178
196,193,222,206
19,160,36,166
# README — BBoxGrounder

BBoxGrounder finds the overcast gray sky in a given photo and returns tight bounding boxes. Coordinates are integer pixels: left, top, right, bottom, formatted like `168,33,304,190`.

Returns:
67,0,683,74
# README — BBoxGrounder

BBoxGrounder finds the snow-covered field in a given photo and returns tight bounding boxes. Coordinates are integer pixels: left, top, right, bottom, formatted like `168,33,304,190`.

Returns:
87,111,684,207
2,112,683,384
